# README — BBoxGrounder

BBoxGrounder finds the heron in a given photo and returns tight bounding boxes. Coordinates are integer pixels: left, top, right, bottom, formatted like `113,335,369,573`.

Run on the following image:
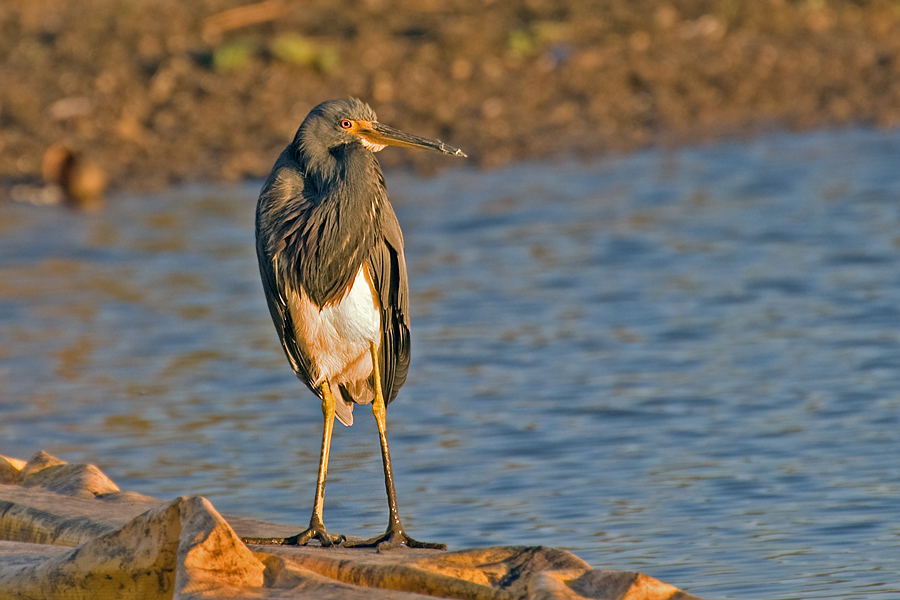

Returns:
247,98,465,549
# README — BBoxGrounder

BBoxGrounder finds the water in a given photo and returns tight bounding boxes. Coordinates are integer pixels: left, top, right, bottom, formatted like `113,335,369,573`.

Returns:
2,128,900,599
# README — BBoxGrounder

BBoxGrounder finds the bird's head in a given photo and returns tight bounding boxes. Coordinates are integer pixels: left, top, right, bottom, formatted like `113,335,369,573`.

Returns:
296,98,466,159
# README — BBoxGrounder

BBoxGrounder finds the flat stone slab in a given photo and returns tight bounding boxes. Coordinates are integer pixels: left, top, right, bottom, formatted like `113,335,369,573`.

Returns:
0,451,704,600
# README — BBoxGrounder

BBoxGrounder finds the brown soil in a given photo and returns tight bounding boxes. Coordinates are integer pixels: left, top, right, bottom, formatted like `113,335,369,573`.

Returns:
3,0,900,195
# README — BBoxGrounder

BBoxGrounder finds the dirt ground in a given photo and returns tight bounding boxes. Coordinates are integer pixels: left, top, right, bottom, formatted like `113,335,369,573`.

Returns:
3,0,900,198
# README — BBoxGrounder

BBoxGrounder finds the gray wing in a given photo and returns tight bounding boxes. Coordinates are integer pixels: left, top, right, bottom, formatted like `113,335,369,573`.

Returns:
368,200,410,405
255,158,320,397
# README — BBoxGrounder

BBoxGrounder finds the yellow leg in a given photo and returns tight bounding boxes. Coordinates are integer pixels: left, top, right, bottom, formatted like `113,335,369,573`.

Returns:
370,346,403,534
343,343,446,550
311,380,336,526
242,380,344,547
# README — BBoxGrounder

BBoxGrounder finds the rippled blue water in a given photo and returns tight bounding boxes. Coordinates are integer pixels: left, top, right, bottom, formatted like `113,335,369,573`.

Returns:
2,128,900,599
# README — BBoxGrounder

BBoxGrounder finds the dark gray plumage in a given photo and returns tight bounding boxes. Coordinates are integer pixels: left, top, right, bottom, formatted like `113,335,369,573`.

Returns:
247,98,465,549
256,99,409,423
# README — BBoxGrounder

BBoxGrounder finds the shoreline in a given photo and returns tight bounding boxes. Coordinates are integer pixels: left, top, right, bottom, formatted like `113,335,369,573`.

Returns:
0,450,703,600
2,1,900,198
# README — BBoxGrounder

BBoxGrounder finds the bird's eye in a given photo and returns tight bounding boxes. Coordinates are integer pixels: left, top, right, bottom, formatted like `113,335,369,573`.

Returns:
340,119,353,129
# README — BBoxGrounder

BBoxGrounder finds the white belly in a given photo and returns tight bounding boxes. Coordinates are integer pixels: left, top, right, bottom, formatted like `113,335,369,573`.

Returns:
288,266,381,392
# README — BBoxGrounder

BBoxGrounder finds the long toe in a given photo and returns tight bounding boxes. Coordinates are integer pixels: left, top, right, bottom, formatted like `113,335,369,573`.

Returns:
344,529,446,551
242,527,345,547
402,536,447,550
284,526,346,547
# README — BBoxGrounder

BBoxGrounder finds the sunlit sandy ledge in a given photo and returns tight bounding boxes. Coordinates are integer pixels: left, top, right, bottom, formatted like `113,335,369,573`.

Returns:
0,451,703,599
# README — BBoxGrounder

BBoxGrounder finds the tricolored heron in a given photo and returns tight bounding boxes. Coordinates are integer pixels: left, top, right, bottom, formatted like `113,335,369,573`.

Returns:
247,98,465,549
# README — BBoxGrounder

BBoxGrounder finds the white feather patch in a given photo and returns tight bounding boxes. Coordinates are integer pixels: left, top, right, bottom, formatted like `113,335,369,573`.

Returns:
288,266,380,425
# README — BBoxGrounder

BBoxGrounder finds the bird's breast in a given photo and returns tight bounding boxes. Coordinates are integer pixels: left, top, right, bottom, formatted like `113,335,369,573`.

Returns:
287,265,381,388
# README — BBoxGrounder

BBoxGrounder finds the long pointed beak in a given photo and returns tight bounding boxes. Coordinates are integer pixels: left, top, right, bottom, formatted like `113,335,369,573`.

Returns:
357,121,467,157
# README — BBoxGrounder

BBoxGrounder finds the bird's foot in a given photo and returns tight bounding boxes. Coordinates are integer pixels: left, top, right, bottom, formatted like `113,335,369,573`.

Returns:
344,527,446,551
284,526,346,547
242,525,345,547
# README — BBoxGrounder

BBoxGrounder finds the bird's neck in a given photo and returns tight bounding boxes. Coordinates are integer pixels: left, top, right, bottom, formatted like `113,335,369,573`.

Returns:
296,141,374,195
295,142,384,306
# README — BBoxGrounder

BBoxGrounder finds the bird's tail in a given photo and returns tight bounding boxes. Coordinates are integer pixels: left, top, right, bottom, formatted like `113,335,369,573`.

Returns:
332,384,355,426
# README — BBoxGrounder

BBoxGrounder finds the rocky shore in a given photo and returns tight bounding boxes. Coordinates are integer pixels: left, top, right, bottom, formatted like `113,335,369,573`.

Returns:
2,0,900,196
0,451,702,599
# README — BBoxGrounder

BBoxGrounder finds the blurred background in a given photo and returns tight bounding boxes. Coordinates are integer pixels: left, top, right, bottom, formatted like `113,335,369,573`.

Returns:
3,2,900,600
3,0,900,191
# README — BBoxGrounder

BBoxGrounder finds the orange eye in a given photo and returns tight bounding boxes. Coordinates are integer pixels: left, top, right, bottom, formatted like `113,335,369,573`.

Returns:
340,119,352,129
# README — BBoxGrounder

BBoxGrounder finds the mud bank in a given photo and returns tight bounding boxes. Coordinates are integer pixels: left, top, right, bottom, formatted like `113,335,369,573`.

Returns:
2,0,900,197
